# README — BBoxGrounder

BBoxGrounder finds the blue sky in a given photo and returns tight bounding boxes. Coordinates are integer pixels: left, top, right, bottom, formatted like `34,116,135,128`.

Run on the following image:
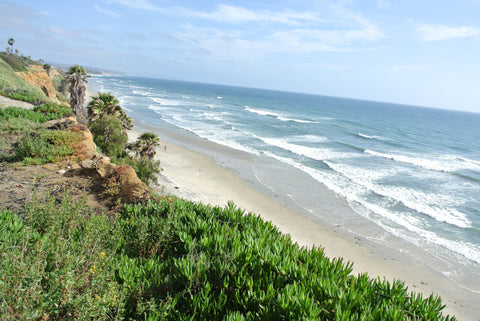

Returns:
1,0,480,112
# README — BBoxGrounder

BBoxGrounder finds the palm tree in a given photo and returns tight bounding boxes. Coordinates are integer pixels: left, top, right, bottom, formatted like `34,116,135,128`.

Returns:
7,38,14,54
118,109,134,130
67,65,90,118
87,92,121,122
87,92,133,129
128,132,160,160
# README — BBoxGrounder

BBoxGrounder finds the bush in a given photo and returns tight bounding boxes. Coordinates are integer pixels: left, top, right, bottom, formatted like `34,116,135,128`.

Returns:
34,102,72,118
0,52,30,71
0,194,123,319
3,89,45,104
89,115,128,157
0,107,48,123
112,154,161,186
113,198,456,320
0,195,456,320
13,130,82,164
0,106,70,124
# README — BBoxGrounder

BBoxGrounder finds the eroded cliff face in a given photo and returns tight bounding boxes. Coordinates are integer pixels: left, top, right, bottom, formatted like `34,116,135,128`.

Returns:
45,116,152,204
16,65,64,104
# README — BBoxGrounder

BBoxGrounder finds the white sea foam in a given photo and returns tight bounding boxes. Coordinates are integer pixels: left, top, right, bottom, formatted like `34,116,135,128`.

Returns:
132,89,151,96
357,133,386,140
150,97,183,106
264,153,480,264
458,156,480,167
290,135,329,143
245,107,318,124
364,149,477,172
358,133,374,139
261,137,354,161
325,161,472,228
245,106,280,117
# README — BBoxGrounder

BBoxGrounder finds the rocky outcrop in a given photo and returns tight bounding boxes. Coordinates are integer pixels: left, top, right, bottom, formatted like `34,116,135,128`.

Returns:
47,116,151,205
16,65,63,104
79,155,150,204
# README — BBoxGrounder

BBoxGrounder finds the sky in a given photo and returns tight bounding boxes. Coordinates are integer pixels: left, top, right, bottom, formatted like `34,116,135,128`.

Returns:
1,0,480,113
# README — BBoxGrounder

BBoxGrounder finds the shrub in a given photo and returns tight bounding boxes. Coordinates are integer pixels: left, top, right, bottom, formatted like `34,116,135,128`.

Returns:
0,194,123,319
0,116,42,135
34,102,72,118
4,89,45,104
0,106,47,122
112,154,161,186
0,195,456,320
0,106,70,124
116,198,456,320
0,52,30,71
13,130,82,164
89,114,127,157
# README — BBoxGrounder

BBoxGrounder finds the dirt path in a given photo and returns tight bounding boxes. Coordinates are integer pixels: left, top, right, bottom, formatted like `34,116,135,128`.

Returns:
0,95,35,109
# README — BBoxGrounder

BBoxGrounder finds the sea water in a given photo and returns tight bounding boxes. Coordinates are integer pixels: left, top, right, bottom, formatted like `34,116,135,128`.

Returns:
89,75,480,293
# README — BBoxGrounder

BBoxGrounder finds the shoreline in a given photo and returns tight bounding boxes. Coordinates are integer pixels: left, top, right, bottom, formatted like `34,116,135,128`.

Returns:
85,82,476,320
126,124,475,320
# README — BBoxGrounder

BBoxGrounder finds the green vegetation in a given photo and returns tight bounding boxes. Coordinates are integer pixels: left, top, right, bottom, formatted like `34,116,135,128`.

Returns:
14,130,82,165
0,106,80,164
0,195,456,320
66,65,89,116
128,131,161,160
0,55,47,101
33,102,72,118
86,92,159,186
3,89,45,104
89,114,128,157
0,104,71,123
88,92,133,130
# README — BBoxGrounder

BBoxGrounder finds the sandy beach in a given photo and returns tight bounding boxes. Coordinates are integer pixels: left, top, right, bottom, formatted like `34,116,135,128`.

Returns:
125,126,477,320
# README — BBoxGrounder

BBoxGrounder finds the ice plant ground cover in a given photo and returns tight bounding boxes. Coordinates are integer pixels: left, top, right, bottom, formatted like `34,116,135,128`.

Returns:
0,195,455,320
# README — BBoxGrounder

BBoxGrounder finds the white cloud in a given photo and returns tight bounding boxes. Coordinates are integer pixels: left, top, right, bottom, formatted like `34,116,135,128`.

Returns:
94,5,120,17
180,4,320,25
415,24,480,41
391,63,437,72
106,0,159,11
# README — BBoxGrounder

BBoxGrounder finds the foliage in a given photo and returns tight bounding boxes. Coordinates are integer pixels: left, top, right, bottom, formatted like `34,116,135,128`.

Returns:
0,195,456,320
67,64,89,118
87,92,133,130
8,38,15,53
0,56,46,99
13,130,82,165
127,131,161,160
89,114,128,157
0,117,41,135
0,194,124,320
113,153,161,186
0,106,69,123
43,63,51,74
33,102,72,118
2,89,45,104
0,51,30,72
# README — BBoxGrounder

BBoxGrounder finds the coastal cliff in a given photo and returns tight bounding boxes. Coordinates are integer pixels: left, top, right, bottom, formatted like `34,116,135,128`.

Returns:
16,65,64,104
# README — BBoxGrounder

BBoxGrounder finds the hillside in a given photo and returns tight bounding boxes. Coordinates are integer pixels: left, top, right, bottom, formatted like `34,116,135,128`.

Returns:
0,52,68,105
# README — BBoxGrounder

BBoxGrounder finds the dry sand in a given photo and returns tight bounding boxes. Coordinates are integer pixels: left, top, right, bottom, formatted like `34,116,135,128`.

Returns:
126,128,477,320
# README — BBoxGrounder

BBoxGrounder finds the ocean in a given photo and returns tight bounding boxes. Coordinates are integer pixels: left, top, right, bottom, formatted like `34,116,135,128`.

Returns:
89,75,480,294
